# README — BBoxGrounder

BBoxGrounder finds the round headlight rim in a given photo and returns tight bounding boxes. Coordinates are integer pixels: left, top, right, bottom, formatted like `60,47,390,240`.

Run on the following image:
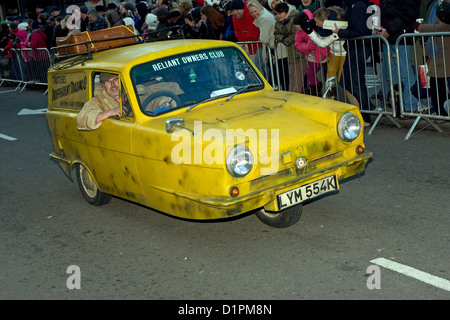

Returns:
226,144,254,178
337,111,361,142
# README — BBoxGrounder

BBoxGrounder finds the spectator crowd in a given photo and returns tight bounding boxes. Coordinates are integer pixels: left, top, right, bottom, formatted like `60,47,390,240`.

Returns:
0,0,449,123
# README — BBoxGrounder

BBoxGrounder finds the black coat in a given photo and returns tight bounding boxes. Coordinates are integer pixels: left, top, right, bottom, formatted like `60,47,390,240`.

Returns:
338,0,372,50
379,0,421,44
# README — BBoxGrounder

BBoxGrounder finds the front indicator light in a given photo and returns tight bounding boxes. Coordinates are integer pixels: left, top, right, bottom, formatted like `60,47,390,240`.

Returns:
230,187,239,197
356,145,365,155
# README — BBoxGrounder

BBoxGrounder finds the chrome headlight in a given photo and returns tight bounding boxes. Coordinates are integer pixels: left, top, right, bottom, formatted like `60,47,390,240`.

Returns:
337,112,361,142
226,145,254,178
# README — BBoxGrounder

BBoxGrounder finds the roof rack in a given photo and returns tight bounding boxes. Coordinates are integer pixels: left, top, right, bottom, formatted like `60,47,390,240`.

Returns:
50,26,185,70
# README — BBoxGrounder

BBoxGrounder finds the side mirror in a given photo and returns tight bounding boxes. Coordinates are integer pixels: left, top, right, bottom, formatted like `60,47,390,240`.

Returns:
166,118,185,133
322,76,336,99
165,118,196,136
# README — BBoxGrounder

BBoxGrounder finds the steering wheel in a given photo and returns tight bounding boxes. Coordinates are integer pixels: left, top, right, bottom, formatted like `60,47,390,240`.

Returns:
143,90,181,114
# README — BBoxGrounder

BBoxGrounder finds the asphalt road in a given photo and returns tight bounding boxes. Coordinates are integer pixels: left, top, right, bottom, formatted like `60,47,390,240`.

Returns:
0,87,449,302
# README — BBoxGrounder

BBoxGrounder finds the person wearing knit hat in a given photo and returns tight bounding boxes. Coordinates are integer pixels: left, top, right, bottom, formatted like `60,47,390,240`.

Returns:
194,0,205,6
95,5,106,16
119,2,136,15
106,3,118,12
145,13,158,31
79,6,89,14
36,5,49,18
136,2,149,33
268,0,283,10
119,3,137,33
122,2,136,12
31,20,40,30
230,0,245,11
106,10,124,27
155,7,169,16
79,6,89,31
6,16,15,28
9,22,18,30
136,2,148,16
18,22,29,31
230,0,260,54
4,19,29,80
14,15,24,24
50,6,65,18
120,2,137,24
28,17,48,82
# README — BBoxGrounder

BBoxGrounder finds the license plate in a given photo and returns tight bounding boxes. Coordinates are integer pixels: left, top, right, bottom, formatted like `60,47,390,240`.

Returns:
277,175,338,210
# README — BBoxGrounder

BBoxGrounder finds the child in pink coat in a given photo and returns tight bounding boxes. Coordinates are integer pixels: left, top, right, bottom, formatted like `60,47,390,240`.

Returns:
294,9,329,93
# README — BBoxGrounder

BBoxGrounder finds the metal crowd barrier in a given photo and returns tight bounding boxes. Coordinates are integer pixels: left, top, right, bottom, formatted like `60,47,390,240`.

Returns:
240,32,449,140
0,48,22,89
396,32,450,140
0,48,51,94
1,35,448,140
241,36,401,133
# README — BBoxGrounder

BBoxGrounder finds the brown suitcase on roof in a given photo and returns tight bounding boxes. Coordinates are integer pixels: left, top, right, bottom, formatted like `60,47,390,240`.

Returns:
56,33,89,55
56,25,136,56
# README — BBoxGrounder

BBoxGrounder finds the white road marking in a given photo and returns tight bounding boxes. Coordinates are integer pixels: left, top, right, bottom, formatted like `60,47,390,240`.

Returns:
371,257,450,291
0,133,17,141
17,108,47,115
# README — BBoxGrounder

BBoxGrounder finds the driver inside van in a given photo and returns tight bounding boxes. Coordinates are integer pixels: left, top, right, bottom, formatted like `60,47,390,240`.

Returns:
77,72,132,131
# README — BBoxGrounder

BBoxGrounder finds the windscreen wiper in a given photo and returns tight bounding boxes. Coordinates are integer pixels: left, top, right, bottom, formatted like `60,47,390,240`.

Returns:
186,96,223,112
186,84,263,112
225,84,263,102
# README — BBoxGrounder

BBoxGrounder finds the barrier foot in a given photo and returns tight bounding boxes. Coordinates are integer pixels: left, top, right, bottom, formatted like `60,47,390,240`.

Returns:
19,82,28,93
385,114,402,128
423,117,445,134
367,113,401,135
404,116,445,140
367,114,382,135
405,116,422,140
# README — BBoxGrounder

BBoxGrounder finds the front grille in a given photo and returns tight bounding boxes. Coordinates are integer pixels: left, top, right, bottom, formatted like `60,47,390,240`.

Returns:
304,151,343,172
250,168,293,188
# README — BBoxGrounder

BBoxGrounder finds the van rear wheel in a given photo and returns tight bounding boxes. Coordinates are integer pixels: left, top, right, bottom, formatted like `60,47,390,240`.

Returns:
75,164,111,206
255,205,302,228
